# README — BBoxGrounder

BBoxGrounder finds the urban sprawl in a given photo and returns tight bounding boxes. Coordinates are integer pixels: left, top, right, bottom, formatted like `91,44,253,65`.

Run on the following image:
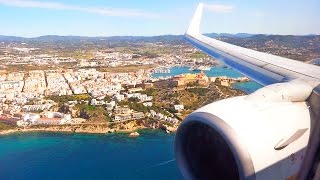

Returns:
0,45,248,133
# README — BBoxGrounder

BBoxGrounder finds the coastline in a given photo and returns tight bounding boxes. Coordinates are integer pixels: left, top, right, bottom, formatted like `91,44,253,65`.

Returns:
0,127,144,136
0,123,175,136
0,126,143,136
0,68,251,137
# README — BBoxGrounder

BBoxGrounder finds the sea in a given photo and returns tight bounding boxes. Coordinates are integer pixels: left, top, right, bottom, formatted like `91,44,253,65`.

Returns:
0,130,179,180
0,67,262,180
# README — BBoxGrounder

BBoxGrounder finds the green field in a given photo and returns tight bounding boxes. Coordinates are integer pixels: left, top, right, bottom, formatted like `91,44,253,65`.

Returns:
97,65,154,73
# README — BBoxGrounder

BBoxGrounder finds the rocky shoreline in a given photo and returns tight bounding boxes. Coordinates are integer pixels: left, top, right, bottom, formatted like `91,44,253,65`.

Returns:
0,120,178,136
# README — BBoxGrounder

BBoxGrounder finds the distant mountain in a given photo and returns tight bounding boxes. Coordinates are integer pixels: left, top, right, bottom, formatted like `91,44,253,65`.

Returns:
0,35,25,42
1,33,318,44
0,33,319,62
101,35,185,44
222,34,320,49
0,34,185,45
0,33,258,43
35,35,92,41
205,33,255,38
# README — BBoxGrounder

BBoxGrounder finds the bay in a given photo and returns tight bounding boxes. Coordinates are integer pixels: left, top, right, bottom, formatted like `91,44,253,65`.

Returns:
0,66,264,180
152,66,263,94
0,130,181,180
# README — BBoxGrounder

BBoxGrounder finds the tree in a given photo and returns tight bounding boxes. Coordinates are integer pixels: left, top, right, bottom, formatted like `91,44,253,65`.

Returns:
141,88,157,96
128,97,140,102
104,95,112,102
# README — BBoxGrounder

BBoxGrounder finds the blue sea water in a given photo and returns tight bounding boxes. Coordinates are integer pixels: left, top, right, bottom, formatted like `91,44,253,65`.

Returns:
232,81,263,94
0,130,181,180
152,66,242,79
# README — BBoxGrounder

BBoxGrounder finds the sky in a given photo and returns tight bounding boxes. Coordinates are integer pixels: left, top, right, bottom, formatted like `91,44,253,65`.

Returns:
0,0,319,37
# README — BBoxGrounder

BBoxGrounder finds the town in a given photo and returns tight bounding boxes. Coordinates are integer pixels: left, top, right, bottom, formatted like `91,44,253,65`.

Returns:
0,42,249,134
1,33,318,134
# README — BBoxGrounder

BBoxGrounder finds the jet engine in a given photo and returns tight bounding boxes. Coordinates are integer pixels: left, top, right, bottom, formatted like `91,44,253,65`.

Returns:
175,82,312,180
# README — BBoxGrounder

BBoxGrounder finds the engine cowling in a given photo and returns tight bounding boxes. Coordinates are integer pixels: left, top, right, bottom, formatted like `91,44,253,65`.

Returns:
175,95,310,180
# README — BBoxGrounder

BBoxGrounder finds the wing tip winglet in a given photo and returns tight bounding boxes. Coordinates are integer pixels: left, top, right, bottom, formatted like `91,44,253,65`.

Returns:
186,3,204,36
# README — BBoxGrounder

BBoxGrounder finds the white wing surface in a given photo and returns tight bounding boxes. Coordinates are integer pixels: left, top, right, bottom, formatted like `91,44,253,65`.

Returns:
186,3,320,86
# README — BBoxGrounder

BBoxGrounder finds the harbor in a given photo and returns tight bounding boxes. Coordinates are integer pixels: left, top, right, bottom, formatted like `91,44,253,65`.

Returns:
152,66,262,93
189,65,211,71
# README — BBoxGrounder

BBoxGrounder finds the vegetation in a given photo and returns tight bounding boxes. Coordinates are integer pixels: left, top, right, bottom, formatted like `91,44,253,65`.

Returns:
151,83,245,119
47,94,90,105
187,87,209,96
81,105,109,122
186,81,200,87
96,65,154,73
161,121,175,127
117,100,170,116
1,34,319,62
128,97,139,102
85,105,96,112
18,82,245,128
69,51,94,60
189,51,208,59
3,64,58,73
128,102,149,113
140,88,158,96
137,51,159,58
0,122,14,130
104,95,112,102
150,106,171,117
220,34,320,61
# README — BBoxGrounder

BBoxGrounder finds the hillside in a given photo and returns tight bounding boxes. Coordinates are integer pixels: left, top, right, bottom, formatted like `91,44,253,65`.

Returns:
0,33,319,61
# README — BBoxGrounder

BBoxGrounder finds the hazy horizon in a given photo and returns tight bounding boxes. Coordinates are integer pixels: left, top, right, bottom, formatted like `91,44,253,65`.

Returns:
1,32,319,39
0,0,319,37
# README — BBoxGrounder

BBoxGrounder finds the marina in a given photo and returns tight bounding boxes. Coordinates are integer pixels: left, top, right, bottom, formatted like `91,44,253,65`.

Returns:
189,65,211,71
151,67,171,74
152,66,263,93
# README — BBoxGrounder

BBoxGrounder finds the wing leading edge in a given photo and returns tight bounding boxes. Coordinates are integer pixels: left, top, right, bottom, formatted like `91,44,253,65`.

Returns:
186,3,320,86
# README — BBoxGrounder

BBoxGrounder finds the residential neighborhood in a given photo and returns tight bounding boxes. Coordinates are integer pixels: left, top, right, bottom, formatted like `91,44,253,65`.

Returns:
0,36,257,133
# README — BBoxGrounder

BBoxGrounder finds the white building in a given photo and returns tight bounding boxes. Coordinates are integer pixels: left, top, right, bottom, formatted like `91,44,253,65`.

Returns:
113,114,132,121
174,104,184,111
106,101,116,111
143,102,153,107
132,112,145,120
91,99,105,106
150,110,157,117
114,94,125,102
23,113,40,124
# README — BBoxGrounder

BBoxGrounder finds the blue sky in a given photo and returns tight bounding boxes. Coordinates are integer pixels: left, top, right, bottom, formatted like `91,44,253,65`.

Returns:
0,0,319,37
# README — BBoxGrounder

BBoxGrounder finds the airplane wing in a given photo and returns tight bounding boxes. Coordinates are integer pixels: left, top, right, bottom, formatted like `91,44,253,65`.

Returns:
185,3,320,86
175,3,320,180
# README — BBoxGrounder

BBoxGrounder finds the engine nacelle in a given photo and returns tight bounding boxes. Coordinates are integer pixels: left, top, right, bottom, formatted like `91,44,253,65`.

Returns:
175,95,310,180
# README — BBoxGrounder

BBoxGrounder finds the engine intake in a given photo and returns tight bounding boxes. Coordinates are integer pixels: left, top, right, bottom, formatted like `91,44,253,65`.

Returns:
175,112,255,180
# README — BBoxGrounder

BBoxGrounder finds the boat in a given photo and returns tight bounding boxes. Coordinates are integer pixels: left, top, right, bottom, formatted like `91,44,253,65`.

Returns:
153,67,171,73
129,132,140,137
189,66,211,71
197,66,211,71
